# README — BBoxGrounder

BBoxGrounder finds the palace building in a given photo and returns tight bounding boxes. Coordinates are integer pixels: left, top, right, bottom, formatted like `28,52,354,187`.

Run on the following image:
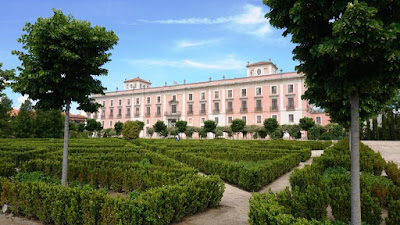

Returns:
89,60,329,137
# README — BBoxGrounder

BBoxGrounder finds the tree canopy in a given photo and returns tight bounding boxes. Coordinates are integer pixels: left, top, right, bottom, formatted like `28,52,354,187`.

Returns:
231,119,246,134
204,120,217,133
299,117,315,131
263,118,279,135
175,120,187,133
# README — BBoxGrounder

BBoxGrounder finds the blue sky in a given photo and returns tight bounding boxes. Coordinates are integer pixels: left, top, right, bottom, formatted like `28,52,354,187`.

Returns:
0,0,296,114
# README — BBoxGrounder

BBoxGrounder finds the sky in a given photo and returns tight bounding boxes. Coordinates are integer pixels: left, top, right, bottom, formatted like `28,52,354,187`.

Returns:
0,0,297,114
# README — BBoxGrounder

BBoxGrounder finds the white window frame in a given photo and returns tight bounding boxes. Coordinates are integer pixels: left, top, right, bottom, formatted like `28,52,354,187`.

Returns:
271,85,277,95
287,84,294,94
118,99,122,106
188,117,193,125
214,90,219,99
110,100,114,107
127,99,131,106
147,96,151,104
241,88,247,97
227,89,233,98
242,116,247,122
201,92,206,100
188,93,193,101
157,95,161,103
316,116,322,125
110,121,113,126
255,87,262,96
289,114,294,123
256,115,262,124
228,116,233,124
136,98,140,105
271,114,278,119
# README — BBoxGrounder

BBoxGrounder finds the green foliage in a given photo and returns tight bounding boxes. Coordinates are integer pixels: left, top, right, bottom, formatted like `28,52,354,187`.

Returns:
175,120,187,133
230,119,246,134
184,126,195,138
34,109,64,138
386,162,400,186
14,100,34,138
85,119,102,132
114,121,123,135
203,120,216,133
307,125,324,140
286,125,301,139
264,118,278,135
122,121,140,140
299,117,315,131
77,122,85,132
146,127,154,138
270,129,283,140
134,120,144,131
199,128,207,139
0,96,13,137
386,200,400,225
153,120,167,135
0,62,15,94
69,121,78,131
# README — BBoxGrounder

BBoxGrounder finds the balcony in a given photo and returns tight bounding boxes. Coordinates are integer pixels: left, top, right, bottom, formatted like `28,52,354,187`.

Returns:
108,114,114,119
156,112,161,117
213,109,220,114
125,114,131,118
187,110,193,115
226,108,233,114
164,111,181,116
240,108,248,113
286,105,295,111
134,113,140,118
255,107,263,112
117,114,122,119
199,110,206,115
101,115,105,119
270,106,279,112
145,112,151,117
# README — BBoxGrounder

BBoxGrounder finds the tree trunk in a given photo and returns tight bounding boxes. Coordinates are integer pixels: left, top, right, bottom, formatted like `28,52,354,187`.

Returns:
61,100,71,187
350,91,361,225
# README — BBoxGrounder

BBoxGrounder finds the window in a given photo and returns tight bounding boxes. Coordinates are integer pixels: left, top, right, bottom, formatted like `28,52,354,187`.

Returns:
256,99,262,108
201,103,206,112
227,90,233,98
146,119,149,125
201,92,206,100
271,99,278,110
288,84,294,93
147,97,151,104
316,117,322,125
215,117,219,124
110,121,113,127
102,101,105,107
188,104,193,113
101,109,105,117
201,118,205,124
271,86,277,94
250,70,254,76
126,108,130,116
146,106,150,115
288,97,294,107
289,114,294,123
157,106,161,115
241,88,247,97
127,99,131,105
157,96,161,103
118,99,122,106
110,108,114,116
172,105,177,113
242,116,247,122
228,117,233,124
188,93,193,101
272,115,278,120
214,91,219,99
110,100,114,106
227,101,233,111
241,100,247,109
136,98,139,105
101,121,104,126
214,102,219,112
118,108,122,116
172,95,176,101
189,118,193,124
257,115,262,123
256,87,262,95
135,107,139,115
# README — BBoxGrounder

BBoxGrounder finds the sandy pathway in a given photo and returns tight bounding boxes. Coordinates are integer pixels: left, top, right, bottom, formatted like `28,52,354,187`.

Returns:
362,141,400,166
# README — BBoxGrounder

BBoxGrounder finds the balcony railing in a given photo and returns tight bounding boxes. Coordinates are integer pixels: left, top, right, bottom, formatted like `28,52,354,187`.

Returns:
226,108,233,114
134,113,140,118
101,115,105,119
145,112,151,117
270,106,279,112
125,114,131,118
156,112,161,117
187,110,193,115
213,109,220,114
240,108,248,113
109,115,114,119
199,110,206,115
117,114,122,118
255,107,263,112
286,105,295,111
164,111,181,116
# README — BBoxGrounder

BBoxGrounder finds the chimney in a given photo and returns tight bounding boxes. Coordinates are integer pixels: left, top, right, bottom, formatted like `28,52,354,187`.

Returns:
223,75,225,80
116,87,118,93
269,58,271,62
280,69,283,73
184,79,186,84
165,82,167,86
209,76,212,81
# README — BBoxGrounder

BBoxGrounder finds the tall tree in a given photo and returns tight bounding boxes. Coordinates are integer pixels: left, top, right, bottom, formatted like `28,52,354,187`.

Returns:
175,120,187,137
153,120,167,137
231,119,246,139
263,118,279,136
264,0,400,223
14,100,34,138
114,121,123,135
204,120,217,137
0,96,13,137
34,109,64,138
11,9,118,186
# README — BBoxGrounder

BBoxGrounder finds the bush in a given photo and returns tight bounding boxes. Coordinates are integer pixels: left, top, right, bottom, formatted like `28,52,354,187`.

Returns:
122,121,141,140
270,129,283,140
386,200,400,225
386,161,400,186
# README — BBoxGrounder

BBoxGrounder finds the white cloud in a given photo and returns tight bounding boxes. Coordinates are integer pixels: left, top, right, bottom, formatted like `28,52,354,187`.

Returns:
138,4,272,37
176,39,218,48
128,57,244,70
17,95,29,109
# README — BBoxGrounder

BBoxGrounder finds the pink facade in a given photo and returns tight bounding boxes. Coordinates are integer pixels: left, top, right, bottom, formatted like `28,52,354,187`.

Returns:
89,61,329,137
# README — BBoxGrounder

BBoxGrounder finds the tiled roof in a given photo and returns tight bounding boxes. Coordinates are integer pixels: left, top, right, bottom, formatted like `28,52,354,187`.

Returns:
124,77,152,84
246,61,275,67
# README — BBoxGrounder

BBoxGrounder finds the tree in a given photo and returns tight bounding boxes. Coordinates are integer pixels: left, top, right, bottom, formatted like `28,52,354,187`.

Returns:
265,1,400,222
14,100,34,138
287,125,301,139
231,119,246,139
77,122,85,132
175,120,187,137
299,117,315,138
204,120,217,138
69,121,78,131
0,63,15,97
215,126,224,139
184,126,195,139
134,120,144,131
147,127,154,138
263,118,279,136
122,121,140,140
0,96,13,137
10,9,118,186
34,109,64,138
153,120,167,137
114,121,123,135
86,119,100,133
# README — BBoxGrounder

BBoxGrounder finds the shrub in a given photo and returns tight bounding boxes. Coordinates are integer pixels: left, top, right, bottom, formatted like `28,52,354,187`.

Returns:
122,121,140,140
386,161,400,186
386,200,400,225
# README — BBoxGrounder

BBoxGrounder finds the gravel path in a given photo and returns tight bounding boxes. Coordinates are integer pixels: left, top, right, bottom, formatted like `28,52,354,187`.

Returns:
362,141,400,166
